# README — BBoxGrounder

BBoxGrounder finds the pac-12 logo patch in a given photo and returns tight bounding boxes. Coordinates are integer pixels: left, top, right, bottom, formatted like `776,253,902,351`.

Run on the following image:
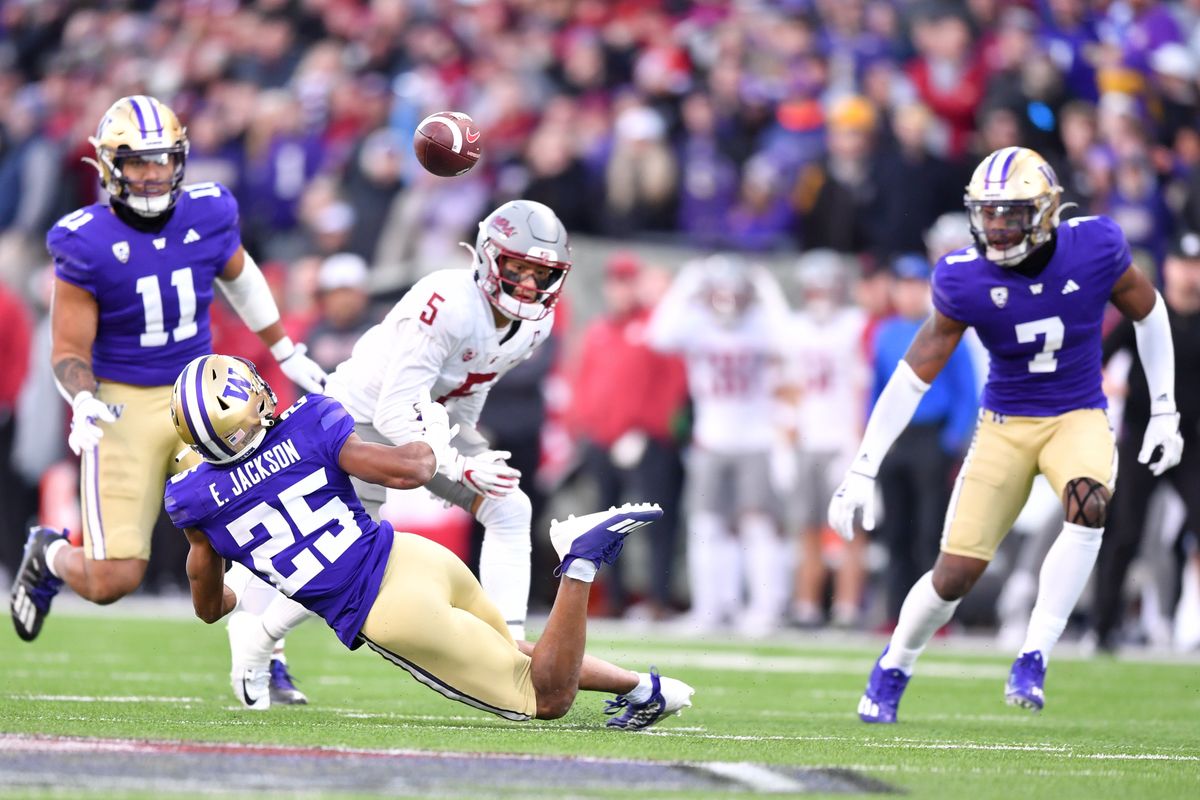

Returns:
112,242,129,263
990,286,1008,308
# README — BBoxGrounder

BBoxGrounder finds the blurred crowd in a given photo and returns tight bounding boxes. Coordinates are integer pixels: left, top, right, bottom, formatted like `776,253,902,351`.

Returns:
1,0,1200,650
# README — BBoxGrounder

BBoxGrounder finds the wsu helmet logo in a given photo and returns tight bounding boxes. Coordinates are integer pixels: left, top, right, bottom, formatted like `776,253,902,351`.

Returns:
490,216,517,238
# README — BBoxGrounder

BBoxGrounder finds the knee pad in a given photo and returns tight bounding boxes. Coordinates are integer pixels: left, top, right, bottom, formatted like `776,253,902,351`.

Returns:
1064,478,1109,528
476,490,532,540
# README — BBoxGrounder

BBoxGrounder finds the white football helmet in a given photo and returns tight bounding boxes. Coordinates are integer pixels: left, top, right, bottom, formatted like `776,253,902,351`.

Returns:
964,146,1063,266
171,355,277,465
85,95,189,217
701,254,754,324
472,199,572,321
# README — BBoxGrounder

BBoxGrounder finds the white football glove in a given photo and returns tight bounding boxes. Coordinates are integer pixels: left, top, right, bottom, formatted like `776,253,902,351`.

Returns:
827,470,877,542
1138,412,1184,476
412,395,459,472
441,449,522,499
277,343,327,394
67,390,117,456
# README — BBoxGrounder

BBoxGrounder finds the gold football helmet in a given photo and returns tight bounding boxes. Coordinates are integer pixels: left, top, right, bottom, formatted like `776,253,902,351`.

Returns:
171,355,277,465
964,146,1063,266
85,95,188,217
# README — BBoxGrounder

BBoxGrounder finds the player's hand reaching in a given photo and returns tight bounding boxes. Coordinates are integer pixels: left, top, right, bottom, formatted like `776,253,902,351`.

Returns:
413,393,459,472
827,470,877,542
276,343,328,394
442,449,522,498
67,390,117,455
1138,412,1184,476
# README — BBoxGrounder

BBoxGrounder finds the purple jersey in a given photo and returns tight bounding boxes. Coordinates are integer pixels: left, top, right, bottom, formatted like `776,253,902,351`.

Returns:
164,394,393,649
932,215,1131,416
48,182,241,386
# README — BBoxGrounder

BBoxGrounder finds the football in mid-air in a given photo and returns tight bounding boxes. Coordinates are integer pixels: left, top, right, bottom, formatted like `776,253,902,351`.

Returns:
413,112,482,177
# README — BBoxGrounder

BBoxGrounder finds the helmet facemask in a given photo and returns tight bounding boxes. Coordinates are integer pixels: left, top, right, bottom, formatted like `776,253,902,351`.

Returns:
964,146,1062,267
473,200,572,321
85,95,189,218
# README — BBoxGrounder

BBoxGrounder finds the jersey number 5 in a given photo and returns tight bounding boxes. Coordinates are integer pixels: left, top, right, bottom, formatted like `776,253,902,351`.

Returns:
225,467,364,595
1014,316,1064,374
420,292,446,325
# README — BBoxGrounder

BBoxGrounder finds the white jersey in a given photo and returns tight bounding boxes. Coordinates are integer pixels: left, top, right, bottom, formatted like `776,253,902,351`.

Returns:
648,299,785,453
787,307,867,454
325,269,553,444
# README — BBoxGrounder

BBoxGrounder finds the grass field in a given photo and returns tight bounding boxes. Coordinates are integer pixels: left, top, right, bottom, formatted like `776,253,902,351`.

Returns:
1,608,1198,799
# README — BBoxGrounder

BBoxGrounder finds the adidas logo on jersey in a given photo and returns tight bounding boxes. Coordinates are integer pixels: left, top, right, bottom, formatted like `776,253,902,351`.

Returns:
184,229,202,244
1062,279,1080,294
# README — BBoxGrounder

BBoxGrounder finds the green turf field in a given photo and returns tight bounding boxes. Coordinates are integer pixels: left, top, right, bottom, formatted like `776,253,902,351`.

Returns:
2,612,1197,799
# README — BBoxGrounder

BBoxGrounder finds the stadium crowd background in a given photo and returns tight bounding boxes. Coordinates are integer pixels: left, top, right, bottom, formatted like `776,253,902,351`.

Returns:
0,0,1199,651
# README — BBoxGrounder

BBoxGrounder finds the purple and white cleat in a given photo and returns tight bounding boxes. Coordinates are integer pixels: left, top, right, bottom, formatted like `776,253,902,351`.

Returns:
550,503,662,576
1005,651,1046,712
857,646,910,724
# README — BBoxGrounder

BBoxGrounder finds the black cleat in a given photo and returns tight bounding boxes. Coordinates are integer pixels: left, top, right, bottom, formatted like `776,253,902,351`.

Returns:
10,527,67,642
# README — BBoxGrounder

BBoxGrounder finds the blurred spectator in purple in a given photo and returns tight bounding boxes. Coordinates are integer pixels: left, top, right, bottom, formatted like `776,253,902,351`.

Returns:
677,91,740,246
816,0,897,99
725,155,796,252
793,95,880,253
1105,156,1173,270
1099,0,1183,77
1146,44,1199,157
229,11,302,89
1040,0,1102,103
1059,100,1105,208
304,253,376,374
241,90,327,259
906,3,988,161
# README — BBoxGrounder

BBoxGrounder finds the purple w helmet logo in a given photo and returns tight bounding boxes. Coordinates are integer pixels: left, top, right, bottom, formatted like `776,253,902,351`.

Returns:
222,369,253,401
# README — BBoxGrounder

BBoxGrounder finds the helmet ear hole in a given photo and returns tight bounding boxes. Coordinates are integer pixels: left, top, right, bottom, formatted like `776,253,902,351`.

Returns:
215,396,230,411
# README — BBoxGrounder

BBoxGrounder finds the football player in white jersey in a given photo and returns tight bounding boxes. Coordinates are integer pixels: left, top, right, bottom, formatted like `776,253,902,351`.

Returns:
647,255,792,636
225,200,569,680
782,250,869,628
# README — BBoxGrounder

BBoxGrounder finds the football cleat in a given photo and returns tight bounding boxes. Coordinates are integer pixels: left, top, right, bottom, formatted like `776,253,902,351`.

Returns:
550,503,663,576
1005,650,1046,712
269,658,308,705
232,666,271,710
10,527,67,642
604,668,694,730
857,646,910,723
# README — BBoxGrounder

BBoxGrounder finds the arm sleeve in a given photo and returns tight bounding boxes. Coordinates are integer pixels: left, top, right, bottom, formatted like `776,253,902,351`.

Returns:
851,359,931,477
1133,291,1177,415
373,317,455,444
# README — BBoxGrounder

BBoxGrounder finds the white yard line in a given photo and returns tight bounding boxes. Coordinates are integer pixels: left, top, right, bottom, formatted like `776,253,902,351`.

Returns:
9,694,203,704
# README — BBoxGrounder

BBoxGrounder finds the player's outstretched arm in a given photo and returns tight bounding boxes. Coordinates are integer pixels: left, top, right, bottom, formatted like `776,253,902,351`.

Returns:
338,433,438,490
218,247,327,393
183,527,236,624
828,310,968,541
1111,265,1183,475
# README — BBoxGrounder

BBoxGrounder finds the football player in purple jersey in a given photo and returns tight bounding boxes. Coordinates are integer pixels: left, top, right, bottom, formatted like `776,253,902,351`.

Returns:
828,147,1184,722
9,96,327,704
156,354,693,725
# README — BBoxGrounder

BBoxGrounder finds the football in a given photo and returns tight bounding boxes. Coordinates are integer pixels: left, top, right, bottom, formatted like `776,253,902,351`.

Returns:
413,111,483,177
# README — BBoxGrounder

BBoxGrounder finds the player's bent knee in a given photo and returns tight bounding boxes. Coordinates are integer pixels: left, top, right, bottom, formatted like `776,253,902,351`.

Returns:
931,555,987,601
85,560,147,604
476,490,532,535
1063,478,1109,528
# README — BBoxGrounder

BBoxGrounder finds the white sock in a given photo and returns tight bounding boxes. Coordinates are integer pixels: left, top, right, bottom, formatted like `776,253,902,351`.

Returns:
1020,522,1104,663
880,571,960,674
564,559,598,583
476,493,532,640
686,512,731,625
259,591,313,641
742,513,788,623
624,671,655,703
44,538,69,579
227,609,275,671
